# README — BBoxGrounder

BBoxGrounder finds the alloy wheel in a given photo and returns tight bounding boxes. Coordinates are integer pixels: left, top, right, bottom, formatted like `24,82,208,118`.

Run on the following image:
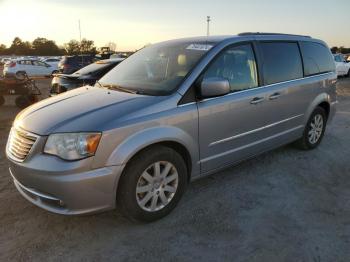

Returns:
308,114,324,144
136,161,179,212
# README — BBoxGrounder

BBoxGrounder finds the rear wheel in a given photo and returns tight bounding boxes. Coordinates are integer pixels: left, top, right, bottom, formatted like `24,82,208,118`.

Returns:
15,71,27,80
117,145,188,222
294,107,327,150
0,95,4,106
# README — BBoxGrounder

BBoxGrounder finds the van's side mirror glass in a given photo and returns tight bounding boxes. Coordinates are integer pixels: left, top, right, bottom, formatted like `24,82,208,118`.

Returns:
200,77,230,98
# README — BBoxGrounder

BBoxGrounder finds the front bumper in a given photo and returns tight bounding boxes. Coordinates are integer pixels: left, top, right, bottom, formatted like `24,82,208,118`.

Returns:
8,158,124,215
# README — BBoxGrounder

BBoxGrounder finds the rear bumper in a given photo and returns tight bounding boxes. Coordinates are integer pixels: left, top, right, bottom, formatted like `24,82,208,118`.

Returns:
8,161,124,215
329,100,337,123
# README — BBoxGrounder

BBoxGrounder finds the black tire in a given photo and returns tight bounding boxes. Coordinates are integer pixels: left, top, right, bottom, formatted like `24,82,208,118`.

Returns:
294,107,327,150
0,95,4,106
51,70,59,77
15,95,36,109
117,145,188,222
347,69,350,77
15,71,27,80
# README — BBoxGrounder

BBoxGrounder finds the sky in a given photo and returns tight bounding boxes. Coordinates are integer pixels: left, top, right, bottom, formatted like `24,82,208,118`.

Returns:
0,0,348,51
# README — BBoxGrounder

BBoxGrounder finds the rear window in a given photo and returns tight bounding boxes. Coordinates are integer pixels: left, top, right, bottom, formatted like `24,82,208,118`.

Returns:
61,56,94,63
334,54,343,63
73,61,114,75
260,42,303,85
299,42,335,76
46,59,60,62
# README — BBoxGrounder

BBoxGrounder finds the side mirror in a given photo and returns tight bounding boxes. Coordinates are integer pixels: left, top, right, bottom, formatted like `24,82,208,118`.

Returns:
200,77,230,98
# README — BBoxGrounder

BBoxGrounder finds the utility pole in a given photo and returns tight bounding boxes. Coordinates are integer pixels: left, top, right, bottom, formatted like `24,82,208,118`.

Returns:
78,19,84,63
78,19,82,44
207,16,211,36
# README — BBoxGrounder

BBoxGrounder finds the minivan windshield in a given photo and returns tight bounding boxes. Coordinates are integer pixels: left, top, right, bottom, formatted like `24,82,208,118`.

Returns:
97,41,215,95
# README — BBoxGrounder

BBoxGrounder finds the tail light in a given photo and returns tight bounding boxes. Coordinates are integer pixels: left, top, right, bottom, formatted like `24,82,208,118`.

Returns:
9,62,16,68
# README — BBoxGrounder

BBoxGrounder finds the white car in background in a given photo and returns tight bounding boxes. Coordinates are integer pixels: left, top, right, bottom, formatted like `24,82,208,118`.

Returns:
3,59,59,77
334,54,350,77
40,57,60,70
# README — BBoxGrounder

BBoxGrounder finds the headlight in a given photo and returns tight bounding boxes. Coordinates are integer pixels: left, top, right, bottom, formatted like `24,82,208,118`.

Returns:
44,133,101,160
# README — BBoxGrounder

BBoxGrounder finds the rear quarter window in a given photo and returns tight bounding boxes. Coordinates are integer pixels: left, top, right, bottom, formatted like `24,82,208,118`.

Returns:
299,42,335,76
260,42,303,85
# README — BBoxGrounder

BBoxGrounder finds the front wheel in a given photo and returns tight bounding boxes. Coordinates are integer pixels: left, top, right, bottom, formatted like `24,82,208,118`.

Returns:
117,146,188,222
294,107,327,150
15,95,38,109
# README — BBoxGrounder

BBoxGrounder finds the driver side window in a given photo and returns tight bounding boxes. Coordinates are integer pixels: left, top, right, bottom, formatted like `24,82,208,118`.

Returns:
202,44,258,92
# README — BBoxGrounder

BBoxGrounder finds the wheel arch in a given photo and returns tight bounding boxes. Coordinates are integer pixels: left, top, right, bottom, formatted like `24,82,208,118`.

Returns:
317,101,330,119
106,126,199,181
303,93,331,125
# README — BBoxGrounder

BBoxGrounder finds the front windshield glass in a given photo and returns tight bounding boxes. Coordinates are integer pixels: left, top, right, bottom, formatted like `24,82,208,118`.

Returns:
98,41,215,95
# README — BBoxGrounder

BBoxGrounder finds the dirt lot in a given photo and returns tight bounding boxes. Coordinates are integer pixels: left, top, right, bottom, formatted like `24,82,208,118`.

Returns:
0,77,350,262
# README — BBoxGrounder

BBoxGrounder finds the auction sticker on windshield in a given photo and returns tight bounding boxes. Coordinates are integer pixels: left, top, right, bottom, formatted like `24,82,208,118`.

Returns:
186,44,213,51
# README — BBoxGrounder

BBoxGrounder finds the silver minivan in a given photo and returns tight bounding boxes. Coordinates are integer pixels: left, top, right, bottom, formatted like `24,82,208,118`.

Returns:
6,33,337,221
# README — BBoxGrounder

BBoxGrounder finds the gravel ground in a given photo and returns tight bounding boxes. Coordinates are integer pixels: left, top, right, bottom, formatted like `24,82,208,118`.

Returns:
0,77,349,262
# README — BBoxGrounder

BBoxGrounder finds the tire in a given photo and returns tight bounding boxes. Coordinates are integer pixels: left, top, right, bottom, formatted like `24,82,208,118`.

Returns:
15,95,36,109
0,95,5,106
117,145,188,222
15,71,27,80
294,107,327,150
347,69,350,77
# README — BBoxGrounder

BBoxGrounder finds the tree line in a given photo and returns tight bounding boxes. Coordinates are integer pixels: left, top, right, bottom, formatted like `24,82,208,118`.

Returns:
2,37,348,56
331,46,350,54
0,37,97,56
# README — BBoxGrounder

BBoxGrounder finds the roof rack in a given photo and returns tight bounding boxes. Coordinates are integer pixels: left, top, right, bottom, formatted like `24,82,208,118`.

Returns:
238,32,311,38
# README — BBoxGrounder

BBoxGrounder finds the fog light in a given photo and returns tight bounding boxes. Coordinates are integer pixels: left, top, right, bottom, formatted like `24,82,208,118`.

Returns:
59,200,65,207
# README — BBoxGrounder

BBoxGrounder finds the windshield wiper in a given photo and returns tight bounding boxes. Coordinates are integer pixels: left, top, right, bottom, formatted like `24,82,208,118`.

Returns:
97,82,138,94
95,81,103,88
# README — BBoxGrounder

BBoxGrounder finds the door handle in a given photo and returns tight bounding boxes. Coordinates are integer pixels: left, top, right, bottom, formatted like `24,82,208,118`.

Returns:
250,97,265,104
269,92,281,100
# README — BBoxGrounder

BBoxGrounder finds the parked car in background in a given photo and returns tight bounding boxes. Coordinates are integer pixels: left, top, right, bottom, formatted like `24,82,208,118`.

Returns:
110,53,128,59
0,57,13,65
41,57,61,68
6,33,336,222
58,55,96,74
333,54,350,77
50,58,124,95
3,59,58,77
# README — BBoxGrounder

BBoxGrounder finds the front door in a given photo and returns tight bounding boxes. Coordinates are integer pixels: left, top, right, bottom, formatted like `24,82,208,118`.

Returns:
197,43,272,173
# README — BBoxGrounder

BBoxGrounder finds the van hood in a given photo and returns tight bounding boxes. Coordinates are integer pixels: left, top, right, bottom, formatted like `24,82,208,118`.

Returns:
15,86,164,135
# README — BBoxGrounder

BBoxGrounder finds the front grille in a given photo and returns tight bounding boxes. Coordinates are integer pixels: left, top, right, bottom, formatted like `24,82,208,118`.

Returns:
7,128,38,161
